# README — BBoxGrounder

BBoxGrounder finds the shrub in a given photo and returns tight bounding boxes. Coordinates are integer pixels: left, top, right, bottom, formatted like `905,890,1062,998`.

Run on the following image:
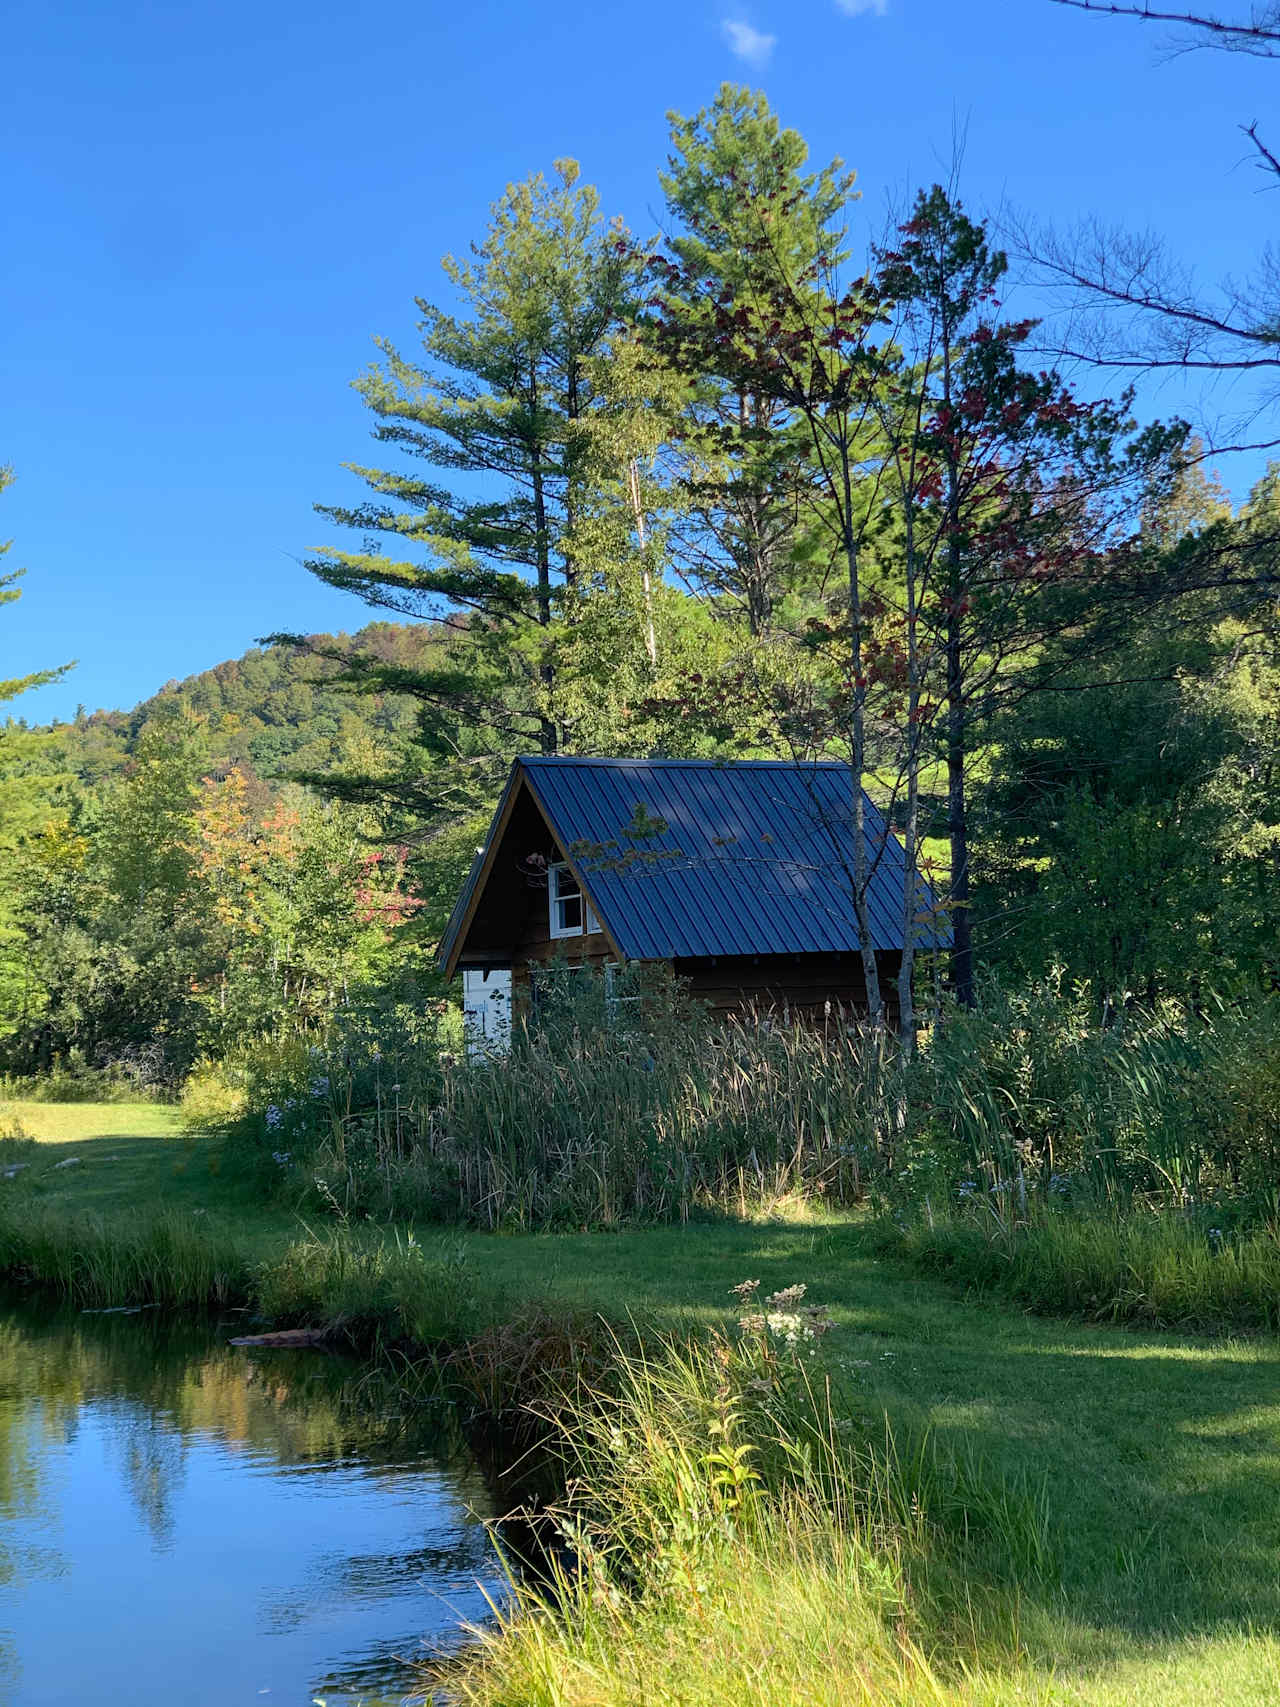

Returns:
0,1053,171,1104
179,1059,250,1133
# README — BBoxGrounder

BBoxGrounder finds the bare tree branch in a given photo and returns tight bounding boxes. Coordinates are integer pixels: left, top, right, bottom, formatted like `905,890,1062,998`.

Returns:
1051,0,1280,54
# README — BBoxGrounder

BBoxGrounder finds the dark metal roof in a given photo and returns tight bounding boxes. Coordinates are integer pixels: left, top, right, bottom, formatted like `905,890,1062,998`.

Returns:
440,756,948,967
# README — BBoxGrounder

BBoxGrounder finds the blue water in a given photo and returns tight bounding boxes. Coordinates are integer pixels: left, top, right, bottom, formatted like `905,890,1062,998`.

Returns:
0,1295,504,1706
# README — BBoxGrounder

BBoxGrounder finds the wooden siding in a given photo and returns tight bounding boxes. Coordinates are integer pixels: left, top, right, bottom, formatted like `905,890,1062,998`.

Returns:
453,781,616,1016
675,951,902,1026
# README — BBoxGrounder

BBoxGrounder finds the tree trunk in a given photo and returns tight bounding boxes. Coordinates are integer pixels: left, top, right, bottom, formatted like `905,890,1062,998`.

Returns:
842,438,885,1032
628,459,658,668
530,400,557,755
941,320,974,1007
946,609,974,1006
898,495,921,1050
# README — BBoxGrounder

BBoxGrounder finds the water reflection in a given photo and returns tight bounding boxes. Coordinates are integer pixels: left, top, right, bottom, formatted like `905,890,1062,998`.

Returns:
0,1290,503,1707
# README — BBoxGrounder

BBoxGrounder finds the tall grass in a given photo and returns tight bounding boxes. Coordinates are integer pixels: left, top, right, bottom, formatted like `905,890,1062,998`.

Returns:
438,1308,1053,1707
0,1199,253,1308
0,1189,626,1423
306,967,904,1228
287,971,1280,1238
880,1201,1280,1331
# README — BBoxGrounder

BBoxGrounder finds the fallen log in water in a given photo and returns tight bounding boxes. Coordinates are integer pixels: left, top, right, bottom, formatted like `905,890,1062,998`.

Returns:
228,1327,330,1348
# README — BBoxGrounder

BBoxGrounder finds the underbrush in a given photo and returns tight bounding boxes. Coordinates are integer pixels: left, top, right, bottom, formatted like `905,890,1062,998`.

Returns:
0,1062,171,1104
439,1293,1053,1707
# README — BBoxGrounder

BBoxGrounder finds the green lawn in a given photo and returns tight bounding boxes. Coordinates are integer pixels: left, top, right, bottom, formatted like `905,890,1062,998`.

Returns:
1,1098,184,1142
4,1104,1280,1702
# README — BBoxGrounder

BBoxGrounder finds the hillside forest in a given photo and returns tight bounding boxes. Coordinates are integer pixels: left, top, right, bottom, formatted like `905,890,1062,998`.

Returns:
1,86,1277,1237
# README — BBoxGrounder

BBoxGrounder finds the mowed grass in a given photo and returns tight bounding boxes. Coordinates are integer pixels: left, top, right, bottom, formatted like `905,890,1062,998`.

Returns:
1,1098,183,1141
4,1107,1280,1702
0,1099,285,1242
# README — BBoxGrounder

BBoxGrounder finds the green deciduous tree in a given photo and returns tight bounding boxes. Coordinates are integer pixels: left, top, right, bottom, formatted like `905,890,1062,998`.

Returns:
0,466,73,1036
980,461,1280,1005
870,187,1177,1007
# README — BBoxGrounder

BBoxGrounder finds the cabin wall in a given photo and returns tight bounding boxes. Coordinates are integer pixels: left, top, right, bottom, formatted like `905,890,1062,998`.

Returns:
453,780,616,1016
673,951,902,1027
509,898,616,1007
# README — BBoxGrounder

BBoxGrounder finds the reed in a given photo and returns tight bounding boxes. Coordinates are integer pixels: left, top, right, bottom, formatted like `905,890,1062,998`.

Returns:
0,1198,253,1309
301,977,1280,1236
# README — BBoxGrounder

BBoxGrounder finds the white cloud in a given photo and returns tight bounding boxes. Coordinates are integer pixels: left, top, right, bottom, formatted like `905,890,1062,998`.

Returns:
835,0,887,14
722,18,777,65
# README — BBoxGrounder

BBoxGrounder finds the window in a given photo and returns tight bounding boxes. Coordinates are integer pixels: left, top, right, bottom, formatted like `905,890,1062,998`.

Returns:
549,862,601,939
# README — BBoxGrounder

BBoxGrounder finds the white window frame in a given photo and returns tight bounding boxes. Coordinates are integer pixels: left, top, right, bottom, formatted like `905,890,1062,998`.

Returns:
549,861,601,939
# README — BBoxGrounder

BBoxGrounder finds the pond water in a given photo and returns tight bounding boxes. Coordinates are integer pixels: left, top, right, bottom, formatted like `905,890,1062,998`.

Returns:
0,1290,505,1707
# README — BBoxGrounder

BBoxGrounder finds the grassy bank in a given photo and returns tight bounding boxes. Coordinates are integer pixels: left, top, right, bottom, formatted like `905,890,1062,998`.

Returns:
5,1106,1280,1704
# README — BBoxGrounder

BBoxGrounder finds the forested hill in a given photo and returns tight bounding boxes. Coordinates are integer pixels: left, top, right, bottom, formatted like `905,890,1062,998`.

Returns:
41,622,436,784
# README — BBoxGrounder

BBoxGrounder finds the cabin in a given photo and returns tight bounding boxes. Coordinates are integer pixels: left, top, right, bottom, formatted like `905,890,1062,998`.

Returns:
438,756,948,1048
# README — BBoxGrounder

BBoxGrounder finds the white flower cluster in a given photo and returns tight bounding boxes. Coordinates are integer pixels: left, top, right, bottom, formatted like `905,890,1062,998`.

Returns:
731,1279,834,1347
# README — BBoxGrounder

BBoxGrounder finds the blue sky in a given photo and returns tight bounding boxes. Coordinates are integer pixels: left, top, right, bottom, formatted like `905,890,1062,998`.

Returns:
3,0,1273,723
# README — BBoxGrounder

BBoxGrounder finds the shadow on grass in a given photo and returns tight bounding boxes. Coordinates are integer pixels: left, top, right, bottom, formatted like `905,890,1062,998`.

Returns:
501,1216,1280,1655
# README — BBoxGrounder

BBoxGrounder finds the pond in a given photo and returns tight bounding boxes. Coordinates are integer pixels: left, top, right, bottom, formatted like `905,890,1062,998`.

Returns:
0,1289,505,1707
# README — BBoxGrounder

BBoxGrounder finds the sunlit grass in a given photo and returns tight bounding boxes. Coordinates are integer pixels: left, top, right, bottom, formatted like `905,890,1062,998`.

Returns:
6,1106,1280,1705
0,1098,182,1142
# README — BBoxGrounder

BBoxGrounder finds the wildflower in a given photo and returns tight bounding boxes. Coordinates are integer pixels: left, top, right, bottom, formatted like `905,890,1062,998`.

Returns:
271,1151,291,1168
730,1279,760,1302
265,1105,283,1131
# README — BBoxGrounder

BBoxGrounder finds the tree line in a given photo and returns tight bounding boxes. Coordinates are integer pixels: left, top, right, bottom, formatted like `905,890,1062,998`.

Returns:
1,78,1277,1080
284,86,1279,1032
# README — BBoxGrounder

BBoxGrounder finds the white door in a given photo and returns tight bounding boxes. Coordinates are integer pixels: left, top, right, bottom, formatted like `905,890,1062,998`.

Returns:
462,968,512,1056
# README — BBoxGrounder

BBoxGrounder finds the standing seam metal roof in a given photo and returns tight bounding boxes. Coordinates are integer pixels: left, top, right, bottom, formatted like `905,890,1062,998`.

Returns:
488,757,950,962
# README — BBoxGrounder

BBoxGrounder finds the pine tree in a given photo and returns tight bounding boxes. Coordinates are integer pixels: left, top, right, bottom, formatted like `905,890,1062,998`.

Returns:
647,90,899,1027
654,87,850,637
293,161,642,780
